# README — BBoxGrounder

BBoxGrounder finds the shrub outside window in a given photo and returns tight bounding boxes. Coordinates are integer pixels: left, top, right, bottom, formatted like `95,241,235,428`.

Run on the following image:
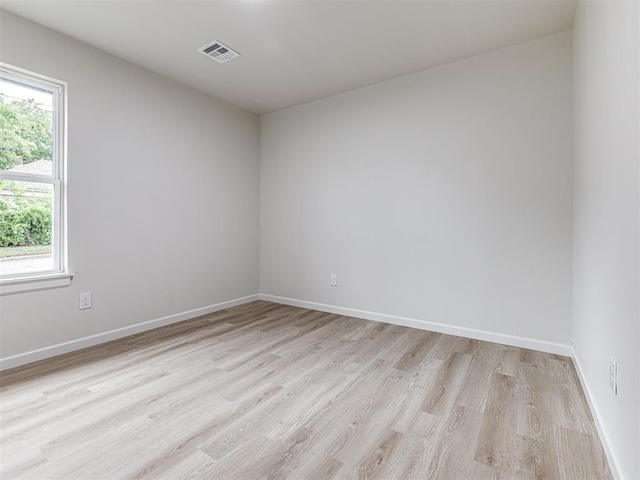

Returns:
0,63,67,283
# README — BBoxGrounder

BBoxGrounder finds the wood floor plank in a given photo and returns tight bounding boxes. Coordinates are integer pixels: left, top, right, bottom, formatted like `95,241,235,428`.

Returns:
357,428,403,479
393,331,440,372
515,363,561,480
555,426,613,480
0,301,612,479
424,406,487,480
135,448,217,480
421,352,472,417
452,341,501,413
388,358,443,433
474,373,520,475
494,346,521,378
546,357,597,436
376,412,443,479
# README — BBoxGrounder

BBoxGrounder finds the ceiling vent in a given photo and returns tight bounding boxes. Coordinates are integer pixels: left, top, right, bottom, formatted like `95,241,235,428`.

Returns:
198,40,240,64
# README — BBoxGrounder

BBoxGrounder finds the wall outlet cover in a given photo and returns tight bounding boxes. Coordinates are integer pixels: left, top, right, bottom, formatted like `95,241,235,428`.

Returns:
79,292,92,310
609,356,617,395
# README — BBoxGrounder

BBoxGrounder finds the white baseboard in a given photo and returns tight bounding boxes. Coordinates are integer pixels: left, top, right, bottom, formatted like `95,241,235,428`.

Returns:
571,349,623,480
259,294,574,356
2,292,572,369
0,294,259,371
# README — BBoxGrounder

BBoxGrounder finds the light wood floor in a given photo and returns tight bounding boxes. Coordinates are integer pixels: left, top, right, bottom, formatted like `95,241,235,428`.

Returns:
1,301,611,479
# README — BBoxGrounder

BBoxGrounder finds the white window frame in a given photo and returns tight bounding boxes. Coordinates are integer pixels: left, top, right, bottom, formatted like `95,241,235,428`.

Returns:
0,63,72,295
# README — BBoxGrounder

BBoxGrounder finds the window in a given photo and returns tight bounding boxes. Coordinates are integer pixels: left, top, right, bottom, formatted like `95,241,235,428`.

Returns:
0,63,70,294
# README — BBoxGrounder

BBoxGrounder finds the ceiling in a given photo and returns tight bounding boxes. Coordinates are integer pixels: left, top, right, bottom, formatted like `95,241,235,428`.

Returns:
0,0,577,115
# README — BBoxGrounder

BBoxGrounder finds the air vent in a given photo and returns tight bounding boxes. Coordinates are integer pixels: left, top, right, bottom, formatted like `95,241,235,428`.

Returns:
198,40,240,64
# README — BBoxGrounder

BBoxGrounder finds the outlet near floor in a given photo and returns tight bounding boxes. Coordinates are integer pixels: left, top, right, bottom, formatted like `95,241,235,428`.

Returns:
609,356,617,395
79,292,92,310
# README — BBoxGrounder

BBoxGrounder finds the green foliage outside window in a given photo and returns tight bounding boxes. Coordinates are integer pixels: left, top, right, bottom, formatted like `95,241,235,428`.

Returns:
0,182,52,247
0,94,54,247
0,94,53,170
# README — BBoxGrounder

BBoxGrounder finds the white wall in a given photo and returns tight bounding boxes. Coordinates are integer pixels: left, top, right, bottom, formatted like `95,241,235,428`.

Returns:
0,12,260,359
260,32,573,345
572,1,640,478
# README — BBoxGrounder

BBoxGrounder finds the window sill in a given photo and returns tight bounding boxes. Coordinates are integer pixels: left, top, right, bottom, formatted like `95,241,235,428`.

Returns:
0,272,74,296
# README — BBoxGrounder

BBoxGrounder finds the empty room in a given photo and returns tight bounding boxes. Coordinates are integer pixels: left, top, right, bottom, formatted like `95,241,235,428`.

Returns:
0,0,638,479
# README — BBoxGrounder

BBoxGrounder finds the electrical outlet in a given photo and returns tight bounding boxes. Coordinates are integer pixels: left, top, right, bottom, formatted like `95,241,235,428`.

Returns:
330,274,338,287
609,357,617,395
79,292,92,310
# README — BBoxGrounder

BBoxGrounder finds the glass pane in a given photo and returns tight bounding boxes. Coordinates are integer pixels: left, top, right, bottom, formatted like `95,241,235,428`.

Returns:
0,179,55,276
0,78,54,175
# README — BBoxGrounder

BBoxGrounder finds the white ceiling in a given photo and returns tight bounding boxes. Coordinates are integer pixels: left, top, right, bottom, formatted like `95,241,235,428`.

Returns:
0,0,577,114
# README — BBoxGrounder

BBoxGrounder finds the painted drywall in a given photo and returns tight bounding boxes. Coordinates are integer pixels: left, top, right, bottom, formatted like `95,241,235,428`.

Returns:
572,1,640,478
260,32,573,345
0,11,260,358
